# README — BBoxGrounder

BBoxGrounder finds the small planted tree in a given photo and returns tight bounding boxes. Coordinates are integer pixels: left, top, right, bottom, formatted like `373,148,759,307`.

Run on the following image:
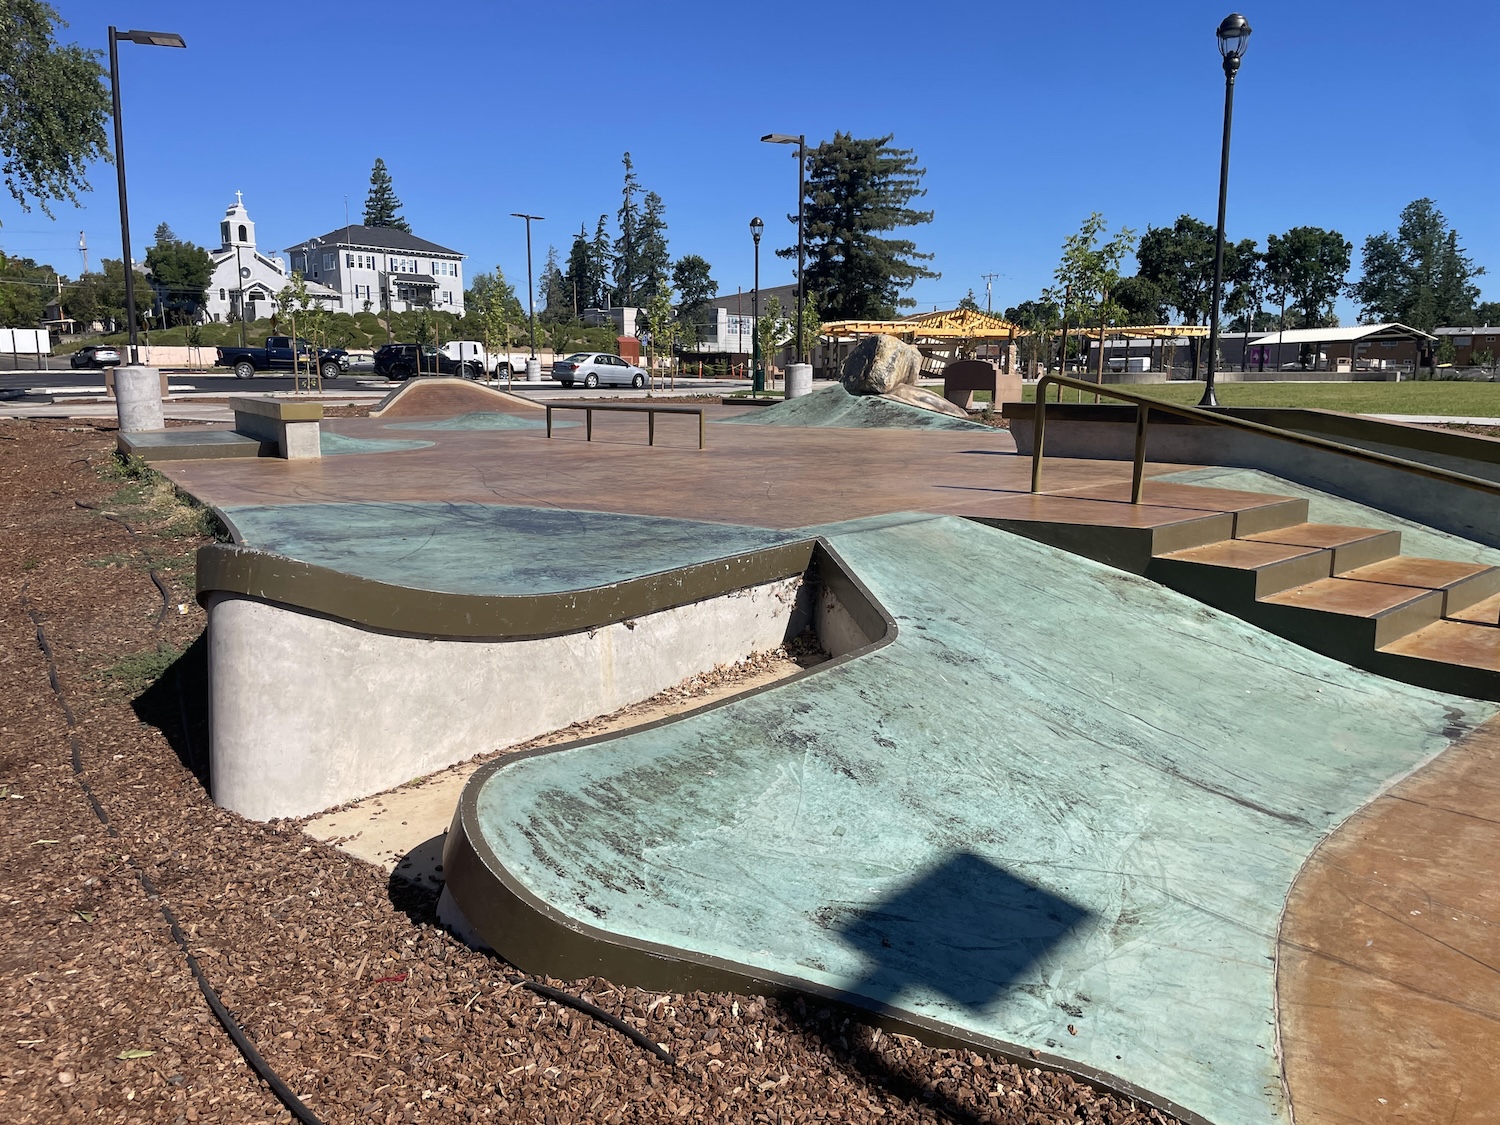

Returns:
641,274,678,389
756,295,789,384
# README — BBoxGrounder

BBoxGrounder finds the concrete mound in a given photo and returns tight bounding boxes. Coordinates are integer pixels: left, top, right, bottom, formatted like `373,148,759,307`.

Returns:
720,384,988,432
370,377,541,419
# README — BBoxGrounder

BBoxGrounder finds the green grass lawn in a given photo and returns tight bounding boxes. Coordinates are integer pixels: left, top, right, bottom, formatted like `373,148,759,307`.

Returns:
1020,379,1500,417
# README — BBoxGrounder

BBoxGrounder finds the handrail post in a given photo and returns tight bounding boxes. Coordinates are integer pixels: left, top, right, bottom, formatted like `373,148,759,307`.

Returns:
1131,403,1150,504
648,410,656,446
1030,377,1050,493
586,407,593,442
545,405,553,438
699,411,705,450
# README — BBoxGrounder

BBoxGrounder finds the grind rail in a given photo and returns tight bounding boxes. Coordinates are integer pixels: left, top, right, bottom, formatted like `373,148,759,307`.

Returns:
545,402,706,449
1031,373,1500,504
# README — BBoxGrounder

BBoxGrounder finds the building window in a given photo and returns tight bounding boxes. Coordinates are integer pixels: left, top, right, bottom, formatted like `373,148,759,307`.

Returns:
323,253,336,271
220,221,230,243
220,288,227,300
346,253,355,268
238,224,247,242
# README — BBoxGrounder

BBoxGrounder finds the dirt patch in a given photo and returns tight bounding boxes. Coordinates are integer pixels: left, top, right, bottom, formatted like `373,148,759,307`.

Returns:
1443,422,1500,439
0,417,1179,1125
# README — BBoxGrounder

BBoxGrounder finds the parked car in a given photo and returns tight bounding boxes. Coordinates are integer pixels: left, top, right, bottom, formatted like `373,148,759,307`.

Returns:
553,352,648,388
216,336,345,380
374,343,451,380
70,344,121,369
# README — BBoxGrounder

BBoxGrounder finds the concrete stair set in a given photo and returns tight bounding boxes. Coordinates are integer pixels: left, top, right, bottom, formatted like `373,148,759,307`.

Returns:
992,486,1500,701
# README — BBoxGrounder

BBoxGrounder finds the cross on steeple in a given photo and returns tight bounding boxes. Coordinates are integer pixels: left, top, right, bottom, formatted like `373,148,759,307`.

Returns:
236,189,243,206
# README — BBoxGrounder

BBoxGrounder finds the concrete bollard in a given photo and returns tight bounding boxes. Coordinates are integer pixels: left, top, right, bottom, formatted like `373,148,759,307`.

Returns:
114,366,165,432
786,363,813,399
526,358,541,382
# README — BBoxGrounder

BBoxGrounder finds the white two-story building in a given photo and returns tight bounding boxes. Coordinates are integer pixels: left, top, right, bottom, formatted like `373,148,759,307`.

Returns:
284,225,465,317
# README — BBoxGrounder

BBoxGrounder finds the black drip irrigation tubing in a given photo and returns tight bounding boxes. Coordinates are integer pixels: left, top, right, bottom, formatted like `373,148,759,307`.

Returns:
21,580,677,1117
73,499,172,624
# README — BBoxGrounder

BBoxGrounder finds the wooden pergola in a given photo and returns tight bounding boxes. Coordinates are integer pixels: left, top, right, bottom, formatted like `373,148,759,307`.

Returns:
822,307,1027,342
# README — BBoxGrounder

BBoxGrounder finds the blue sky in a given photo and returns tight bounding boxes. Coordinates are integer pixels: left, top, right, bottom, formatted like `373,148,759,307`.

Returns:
3,0,1495,322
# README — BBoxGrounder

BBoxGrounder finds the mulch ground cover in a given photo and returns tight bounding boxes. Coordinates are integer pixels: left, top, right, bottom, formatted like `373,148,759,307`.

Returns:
0,417,1177,1125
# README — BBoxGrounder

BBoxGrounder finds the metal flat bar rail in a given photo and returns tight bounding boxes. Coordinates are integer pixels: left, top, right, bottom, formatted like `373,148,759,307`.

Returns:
1031,373,1500,504
545,403,706,450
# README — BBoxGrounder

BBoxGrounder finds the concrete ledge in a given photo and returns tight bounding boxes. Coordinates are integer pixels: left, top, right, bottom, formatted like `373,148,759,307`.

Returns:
119,429,270,462
206,575,811,820
230,396,322,459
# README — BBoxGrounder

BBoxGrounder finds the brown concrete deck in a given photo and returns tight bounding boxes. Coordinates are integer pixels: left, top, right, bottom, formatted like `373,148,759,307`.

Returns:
157,403,1209,531
1278,715,1500,1125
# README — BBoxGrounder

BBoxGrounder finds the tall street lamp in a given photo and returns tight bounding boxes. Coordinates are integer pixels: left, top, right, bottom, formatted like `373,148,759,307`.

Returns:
761,133,806,370
108,27,186,365
1201,12,1251,408
750,217,764,393
511,213,544,361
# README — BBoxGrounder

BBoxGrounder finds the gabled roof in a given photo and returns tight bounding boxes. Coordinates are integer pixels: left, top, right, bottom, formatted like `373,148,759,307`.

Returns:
1246,323,1434,344
285,224,462,257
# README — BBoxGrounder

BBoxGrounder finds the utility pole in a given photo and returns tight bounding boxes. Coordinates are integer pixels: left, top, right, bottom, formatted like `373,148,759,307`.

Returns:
981,272,999,315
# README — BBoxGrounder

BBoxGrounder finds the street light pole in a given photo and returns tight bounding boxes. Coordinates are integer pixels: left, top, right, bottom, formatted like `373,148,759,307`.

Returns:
750,217,764,394
761,133,808,372
1202,13,1252,408
511,213,543,360
107,27,186,366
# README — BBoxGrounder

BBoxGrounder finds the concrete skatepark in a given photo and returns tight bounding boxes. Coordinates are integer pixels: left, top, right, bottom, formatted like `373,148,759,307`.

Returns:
121,373,1500,1124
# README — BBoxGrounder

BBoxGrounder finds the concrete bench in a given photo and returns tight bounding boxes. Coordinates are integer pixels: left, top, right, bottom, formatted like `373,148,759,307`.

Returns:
943,359,1022,411
231,397,323,459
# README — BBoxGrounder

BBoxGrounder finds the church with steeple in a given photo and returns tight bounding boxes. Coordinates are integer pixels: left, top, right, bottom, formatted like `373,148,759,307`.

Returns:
203,194,340,324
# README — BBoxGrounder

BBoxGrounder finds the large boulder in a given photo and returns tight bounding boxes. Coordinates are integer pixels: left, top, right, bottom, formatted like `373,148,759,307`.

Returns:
882,383,973,420
841,334,924,394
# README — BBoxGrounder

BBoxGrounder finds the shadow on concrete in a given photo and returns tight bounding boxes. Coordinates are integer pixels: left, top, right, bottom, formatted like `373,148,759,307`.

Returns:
790,851,1090,1124
132,631,211,792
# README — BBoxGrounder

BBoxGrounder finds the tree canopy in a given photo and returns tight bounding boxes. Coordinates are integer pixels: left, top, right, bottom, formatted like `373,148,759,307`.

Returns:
0,1,111,216
0,252,55,325
1049,213,1135,327
145,227,213,325
787,133,937,320
1265,226,1351,329
671,254,716,343
1133,215,1255,326
363,157,410,232
1349,199,1483,329
612,152,642,305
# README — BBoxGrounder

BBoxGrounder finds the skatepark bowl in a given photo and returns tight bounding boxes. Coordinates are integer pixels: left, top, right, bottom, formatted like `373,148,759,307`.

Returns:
147,378,1500,1125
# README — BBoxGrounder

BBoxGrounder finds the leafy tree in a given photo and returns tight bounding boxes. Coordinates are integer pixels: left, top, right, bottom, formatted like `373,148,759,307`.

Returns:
539,245,569,323
1111,275,1167,325
66,258,127,329
1004,298,1060,373
363,157,410,232
958,289,981,312
0,1,110,215
671,254,717,344
1266,226,1351,329
1134,215,1255,328
145,227,213,325
1050,213,1135,327
1349,200,1480,330
613,152,642,305
640,273,678,379
787,133,937,320
0,252,54,325
756,295,789,367
1471,300,1500,325
464,266,524,325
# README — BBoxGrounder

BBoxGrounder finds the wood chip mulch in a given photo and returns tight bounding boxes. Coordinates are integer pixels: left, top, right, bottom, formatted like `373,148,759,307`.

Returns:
0,417,1177,1125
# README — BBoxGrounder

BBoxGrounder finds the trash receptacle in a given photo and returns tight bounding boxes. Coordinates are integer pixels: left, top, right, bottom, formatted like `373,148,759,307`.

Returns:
525,358,541,382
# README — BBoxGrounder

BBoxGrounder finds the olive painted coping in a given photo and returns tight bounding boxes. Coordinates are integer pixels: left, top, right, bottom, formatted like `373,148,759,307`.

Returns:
1001,402,1500,467
195,538,820,642
231,396,324,422
439,539,1211,1125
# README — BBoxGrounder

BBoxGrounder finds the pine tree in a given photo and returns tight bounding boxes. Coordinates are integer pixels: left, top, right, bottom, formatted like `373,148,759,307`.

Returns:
589,215,613,307
1351,199,1480,329
539,245,570,323
613,152,642,305
363,157,411,232
153,222,177,246
781,133,937,320
634,192,670,303
565,226,593,313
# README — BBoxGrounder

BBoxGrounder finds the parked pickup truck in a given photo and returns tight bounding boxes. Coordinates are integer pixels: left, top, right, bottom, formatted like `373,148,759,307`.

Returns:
216,337,349,380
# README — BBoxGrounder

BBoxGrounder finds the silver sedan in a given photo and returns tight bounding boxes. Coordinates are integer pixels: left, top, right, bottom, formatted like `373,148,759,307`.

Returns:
553,352,648,389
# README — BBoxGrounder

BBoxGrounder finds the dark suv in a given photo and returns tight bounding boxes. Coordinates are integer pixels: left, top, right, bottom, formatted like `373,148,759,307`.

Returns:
373,343,449,380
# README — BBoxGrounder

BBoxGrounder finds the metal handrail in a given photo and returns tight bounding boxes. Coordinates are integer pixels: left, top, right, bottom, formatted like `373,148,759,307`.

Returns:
1030,373,1500,504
